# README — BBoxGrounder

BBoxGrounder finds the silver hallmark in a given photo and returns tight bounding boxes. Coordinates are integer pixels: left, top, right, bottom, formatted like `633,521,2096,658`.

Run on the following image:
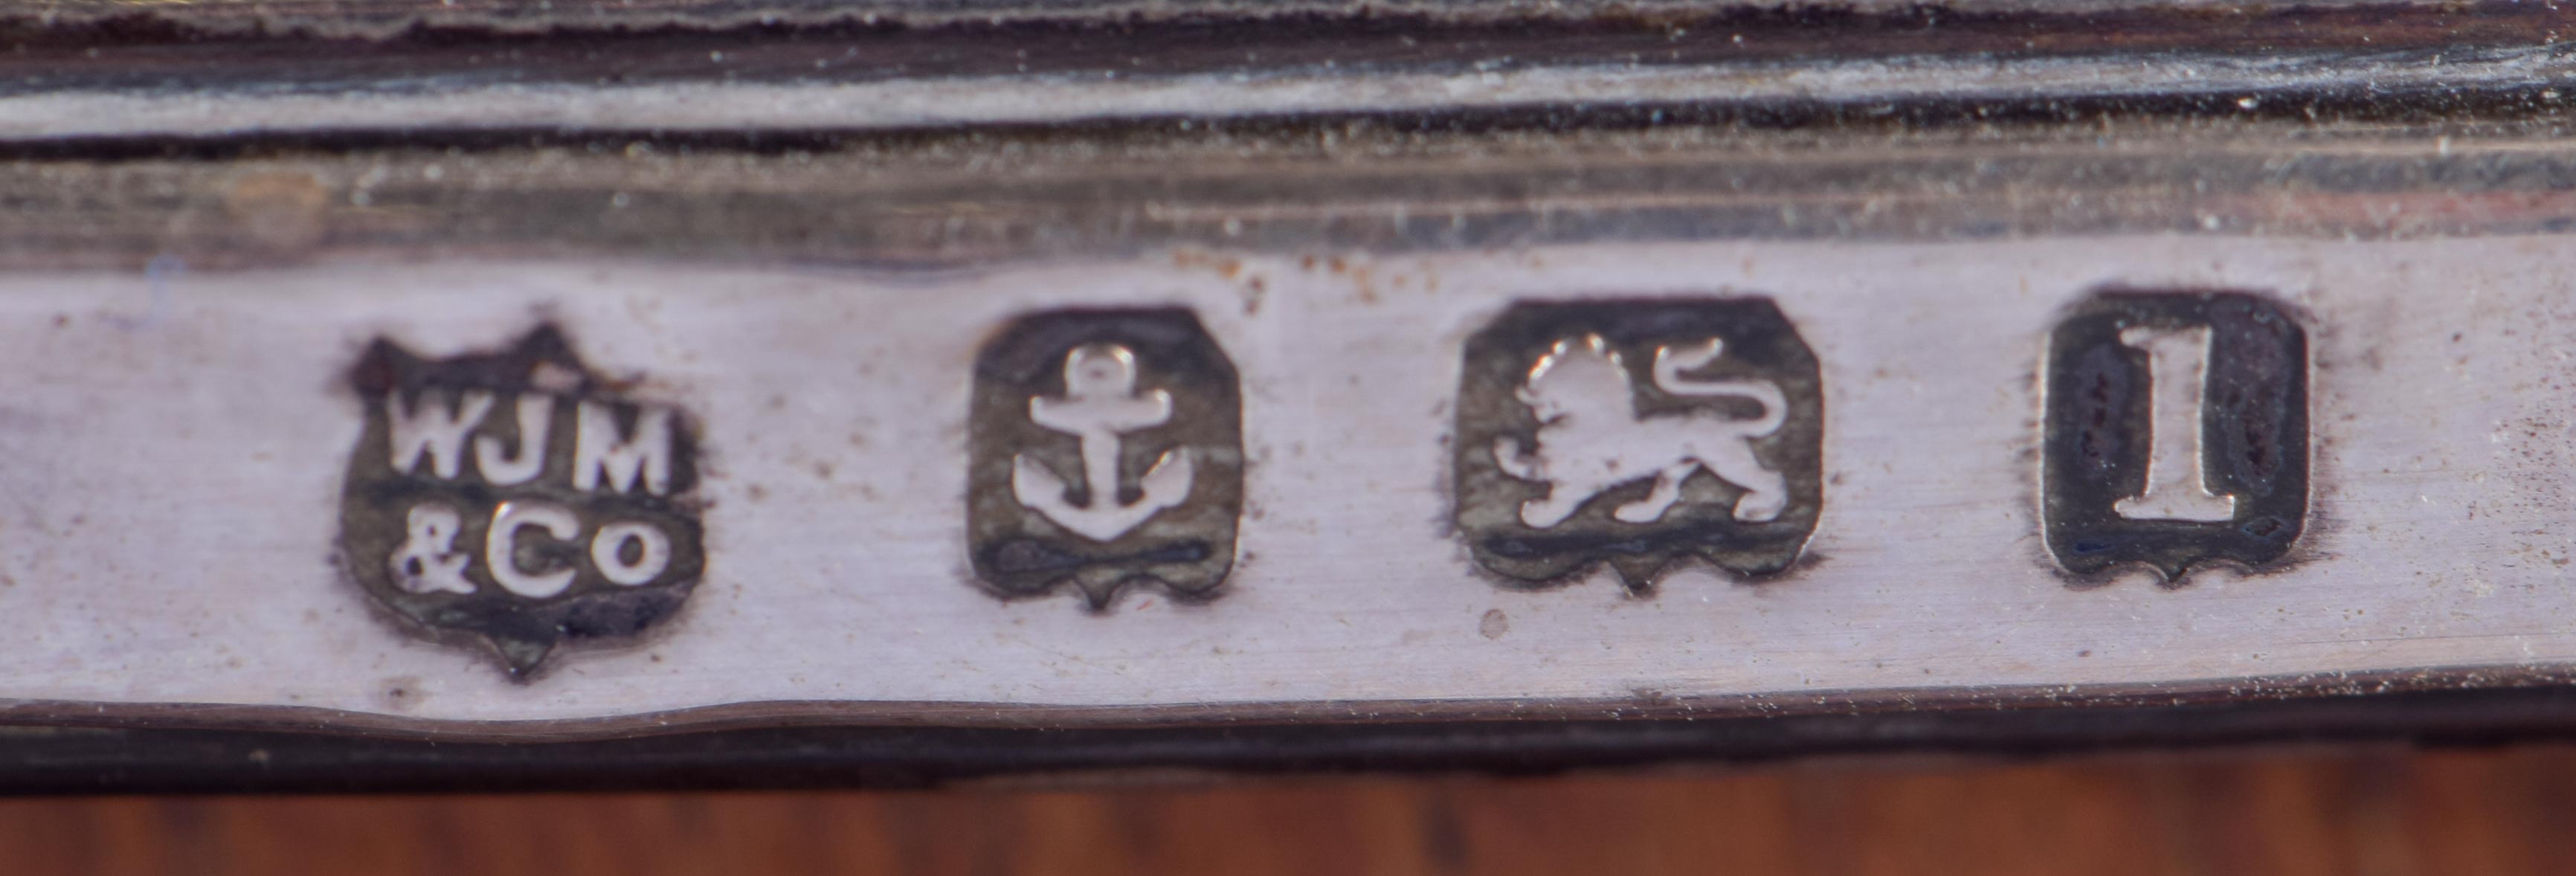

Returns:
966,308,1244,607
1011,344,1197,542
340,325,705,675
1452,298,1825,590
2041,290,2311,583
0,236,2557,738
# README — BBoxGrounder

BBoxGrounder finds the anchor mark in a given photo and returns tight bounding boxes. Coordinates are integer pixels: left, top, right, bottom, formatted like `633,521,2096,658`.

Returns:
1011,344,1195,542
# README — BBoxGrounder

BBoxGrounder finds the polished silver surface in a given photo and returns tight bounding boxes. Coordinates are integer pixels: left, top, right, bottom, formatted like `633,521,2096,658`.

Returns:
0,233,2570,733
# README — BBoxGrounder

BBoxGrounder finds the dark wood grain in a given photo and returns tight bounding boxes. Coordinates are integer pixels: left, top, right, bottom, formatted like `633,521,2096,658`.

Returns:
7,747,2576,875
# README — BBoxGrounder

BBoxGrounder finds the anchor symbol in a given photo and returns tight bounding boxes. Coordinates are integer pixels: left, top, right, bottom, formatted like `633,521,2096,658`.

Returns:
1011,344,1196,542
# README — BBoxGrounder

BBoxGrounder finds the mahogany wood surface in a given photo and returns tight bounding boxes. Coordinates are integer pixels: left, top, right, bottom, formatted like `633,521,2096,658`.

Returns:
4,747,2574,875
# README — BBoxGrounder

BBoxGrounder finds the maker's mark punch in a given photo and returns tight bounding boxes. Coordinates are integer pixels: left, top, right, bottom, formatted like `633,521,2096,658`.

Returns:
340,325,705,674
967,309,1243,607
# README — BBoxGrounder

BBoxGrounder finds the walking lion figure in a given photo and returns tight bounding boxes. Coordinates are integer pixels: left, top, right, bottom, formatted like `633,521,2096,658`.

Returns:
1492,334,1790,529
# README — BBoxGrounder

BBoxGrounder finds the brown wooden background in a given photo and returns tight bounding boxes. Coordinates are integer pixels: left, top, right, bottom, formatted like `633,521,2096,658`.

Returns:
6,747,2575,875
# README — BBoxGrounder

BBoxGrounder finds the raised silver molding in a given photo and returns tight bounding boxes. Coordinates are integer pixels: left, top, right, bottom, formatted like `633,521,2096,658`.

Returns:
7,0,2473,36
8,45,2570,141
